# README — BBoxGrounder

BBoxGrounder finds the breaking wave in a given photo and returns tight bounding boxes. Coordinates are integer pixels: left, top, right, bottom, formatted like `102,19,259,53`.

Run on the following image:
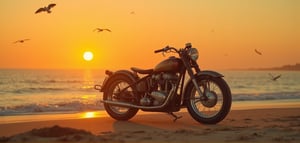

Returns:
0,101,104,116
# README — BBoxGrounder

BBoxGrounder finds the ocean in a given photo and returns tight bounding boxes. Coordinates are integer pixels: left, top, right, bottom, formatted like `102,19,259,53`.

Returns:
0,69,299,116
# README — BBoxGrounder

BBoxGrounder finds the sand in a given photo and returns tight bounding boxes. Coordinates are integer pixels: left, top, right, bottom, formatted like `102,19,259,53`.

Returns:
0,108,300,143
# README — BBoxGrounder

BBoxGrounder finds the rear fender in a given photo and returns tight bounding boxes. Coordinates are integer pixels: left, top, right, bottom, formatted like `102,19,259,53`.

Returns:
100,70,138,92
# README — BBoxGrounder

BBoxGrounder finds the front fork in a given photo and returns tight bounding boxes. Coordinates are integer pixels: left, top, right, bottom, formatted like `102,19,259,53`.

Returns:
188,70,208,101
183,60,208,100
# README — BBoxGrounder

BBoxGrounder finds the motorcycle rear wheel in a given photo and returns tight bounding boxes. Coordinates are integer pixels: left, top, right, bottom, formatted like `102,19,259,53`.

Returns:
103,75,138,121
186,76,231,124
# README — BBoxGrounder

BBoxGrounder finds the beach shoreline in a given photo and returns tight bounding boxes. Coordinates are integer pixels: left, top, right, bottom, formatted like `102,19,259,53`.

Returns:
0,106,299,143
1,99,300,124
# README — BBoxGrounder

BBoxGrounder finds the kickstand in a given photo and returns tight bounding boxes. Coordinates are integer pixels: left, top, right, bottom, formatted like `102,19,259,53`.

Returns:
168,112,182,122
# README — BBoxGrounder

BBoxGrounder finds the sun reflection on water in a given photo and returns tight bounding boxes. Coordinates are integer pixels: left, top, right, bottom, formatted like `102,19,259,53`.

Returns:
81,95,89,99
81,111,96,118
81,70,95,90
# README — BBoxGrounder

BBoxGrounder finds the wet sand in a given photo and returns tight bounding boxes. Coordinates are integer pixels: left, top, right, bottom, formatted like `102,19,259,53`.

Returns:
0,107,300,143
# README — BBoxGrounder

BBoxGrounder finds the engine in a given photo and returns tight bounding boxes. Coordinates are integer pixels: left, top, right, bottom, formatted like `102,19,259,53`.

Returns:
138,72,179,106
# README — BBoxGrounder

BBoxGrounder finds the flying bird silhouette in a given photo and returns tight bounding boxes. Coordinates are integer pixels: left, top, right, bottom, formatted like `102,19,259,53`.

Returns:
93,28,111,32
13,39,30,44
35,3,56,14
254,49,262,55
269,73,281,81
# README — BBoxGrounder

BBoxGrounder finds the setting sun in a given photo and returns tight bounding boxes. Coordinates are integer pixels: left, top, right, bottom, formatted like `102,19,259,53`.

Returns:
83,51,93,61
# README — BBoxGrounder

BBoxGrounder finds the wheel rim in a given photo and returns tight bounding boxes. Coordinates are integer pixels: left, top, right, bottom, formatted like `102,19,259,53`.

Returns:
190,79,224,118
201,90,218,108
107,80,132,114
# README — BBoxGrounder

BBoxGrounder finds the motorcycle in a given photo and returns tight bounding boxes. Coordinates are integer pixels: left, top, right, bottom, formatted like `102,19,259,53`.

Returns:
95,43,231,124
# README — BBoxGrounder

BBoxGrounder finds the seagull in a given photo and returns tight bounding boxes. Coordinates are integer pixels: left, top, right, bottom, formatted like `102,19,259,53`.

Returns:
93,28,111,32
254,49,262,55
13,39,30,44
35,3,56,14
130,11,135,15
269,73,281,81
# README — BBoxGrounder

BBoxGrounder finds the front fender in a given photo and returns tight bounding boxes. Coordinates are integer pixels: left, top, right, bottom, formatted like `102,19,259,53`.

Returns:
100,70,138,92
182,70,224,105
196,70,224,78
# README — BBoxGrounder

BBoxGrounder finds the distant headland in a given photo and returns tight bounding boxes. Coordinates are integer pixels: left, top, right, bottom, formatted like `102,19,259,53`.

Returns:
249,63,300,71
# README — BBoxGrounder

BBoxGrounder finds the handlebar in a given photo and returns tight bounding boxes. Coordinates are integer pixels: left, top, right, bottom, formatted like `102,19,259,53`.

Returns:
154,48,165,53
154,46,179,54
154,43,192,54
154,46,170,53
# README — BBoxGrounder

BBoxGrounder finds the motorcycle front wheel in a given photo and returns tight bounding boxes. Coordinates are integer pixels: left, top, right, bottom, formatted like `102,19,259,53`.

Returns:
103,75,138,121
186,76,232,124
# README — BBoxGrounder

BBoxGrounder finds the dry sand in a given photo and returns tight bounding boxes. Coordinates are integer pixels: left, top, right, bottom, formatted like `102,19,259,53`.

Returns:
0,108,299,143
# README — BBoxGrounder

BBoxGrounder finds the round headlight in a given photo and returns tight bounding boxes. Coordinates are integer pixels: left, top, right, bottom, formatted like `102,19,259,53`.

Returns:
188,48,199,61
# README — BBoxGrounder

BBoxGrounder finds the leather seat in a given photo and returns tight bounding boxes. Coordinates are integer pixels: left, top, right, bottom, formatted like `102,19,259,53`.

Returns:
131,67,153,74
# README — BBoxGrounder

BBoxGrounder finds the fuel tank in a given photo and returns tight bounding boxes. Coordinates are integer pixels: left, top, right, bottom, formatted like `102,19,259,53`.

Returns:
154,56,183,73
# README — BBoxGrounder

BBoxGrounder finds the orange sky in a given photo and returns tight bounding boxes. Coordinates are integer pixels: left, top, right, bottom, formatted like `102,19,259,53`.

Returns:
0,0,299,70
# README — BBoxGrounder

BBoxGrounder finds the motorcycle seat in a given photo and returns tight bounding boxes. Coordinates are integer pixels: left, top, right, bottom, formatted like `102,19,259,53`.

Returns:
131,67,153,74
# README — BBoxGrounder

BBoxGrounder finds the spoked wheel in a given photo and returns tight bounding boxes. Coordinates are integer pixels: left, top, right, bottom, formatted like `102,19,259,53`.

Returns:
186,76,231,124
103,75,138,121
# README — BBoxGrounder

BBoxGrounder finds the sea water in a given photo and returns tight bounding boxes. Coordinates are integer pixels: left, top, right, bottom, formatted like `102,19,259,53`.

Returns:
0,69,299,115
0,69,105,115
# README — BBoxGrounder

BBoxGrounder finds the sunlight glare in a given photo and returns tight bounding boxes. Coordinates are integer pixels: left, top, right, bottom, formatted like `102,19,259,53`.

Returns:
82,112,96,118
83,51,93,61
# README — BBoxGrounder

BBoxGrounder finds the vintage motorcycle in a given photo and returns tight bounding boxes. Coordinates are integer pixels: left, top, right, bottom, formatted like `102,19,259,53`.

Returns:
95,43,231,124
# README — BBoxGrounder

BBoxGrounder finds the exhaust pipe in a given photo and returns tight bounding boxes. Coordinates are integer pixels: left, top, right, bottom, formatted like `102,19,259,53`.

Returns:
101,100,166,109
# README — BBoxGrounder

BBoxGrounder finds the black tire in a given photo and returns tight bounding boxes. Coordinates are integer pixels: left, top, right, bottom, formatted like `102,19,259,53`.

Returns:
103,75,138,121
186,76,231,124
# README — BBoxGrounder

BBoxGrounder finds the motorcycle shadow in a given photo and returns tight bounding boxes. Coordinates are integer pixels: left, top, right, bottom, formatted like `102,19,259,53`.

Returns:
101,109,300,143
107,111,240,142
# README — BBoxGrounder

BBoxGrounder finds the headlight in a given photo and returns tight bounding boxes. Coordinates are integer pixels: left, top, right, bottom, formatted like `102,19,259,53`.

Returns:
188,48,199,61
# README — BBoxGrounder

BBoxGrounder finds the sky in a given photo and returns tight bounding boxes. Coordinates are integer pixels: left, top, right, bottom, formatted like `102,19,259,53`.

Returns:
0,0,299,70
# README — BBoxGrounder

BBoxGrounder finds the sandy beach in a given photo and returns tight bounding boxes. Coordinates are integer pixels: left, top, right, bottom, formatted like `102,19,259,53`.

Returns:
0,106,300,143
